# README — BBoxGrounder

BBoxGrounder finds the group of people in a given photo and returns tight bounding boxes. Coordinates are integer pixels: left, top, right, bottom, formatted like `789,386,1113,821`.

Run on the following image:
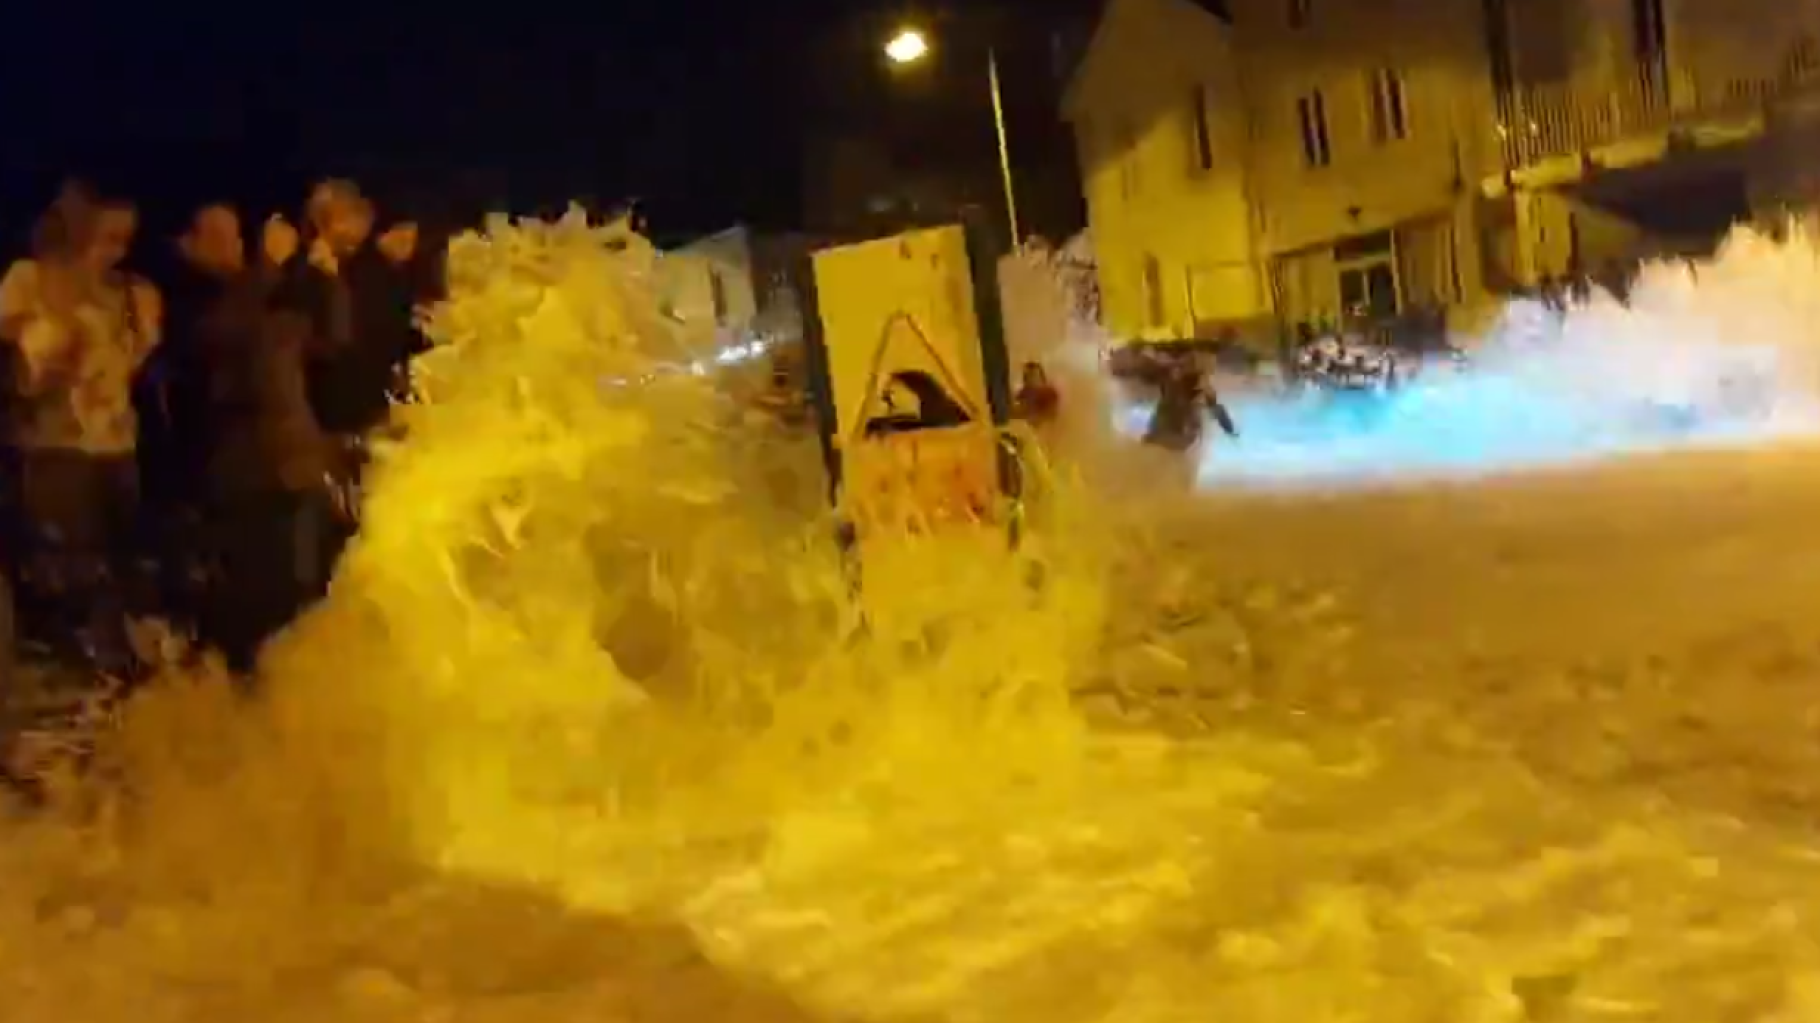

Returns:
0,178,437,682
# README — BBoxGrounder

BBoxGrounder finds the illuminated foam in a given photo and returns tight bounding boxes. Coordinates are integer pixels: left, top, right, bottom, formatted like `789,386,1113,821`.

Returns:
9,215,1820,1022
1101,224,1820,487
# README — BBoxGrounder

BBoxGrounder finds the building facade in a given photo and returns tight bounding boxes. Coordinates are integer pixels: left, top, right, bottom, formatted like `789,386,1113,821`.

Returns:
662,224,827,383
1066,0,1820,342
1224,0,1495,329
662,228,754,340
1062,0,1267,341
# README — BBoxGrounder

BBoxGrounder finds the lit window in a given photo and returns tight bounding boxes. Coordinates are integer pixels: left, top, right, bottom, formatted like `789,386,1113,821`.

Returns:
1369,69,1409,144
1297,90,1331,167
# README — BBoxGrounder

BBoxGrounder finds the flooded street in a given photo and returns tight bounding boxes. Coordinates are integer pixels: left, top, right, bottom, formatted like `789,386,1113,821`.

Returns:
8,215,1820,1022
678,443,1820,1022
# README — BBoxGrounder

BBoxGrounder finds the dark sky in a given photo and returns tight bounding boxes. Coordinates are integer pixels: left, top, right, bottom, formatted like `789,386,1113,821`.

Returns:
0,0,1099,255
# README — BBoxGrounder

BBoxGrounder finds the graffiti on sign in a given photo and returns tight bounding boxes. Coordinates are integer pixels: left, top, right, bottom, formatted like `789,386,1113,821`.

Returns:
845,423,998,535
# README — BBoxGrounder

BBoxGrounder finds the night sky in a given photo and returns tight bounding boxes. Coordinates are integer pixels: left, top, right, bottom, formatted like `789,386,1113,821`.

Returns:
0,0,1099,260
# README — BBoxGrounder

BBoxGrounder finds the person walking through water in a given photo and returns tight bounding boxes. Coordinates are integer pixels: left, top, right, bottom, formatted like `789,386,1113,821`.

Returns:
0,182,161,674
1013,360,1061,430
185,207,338,676
1144,352,1236,452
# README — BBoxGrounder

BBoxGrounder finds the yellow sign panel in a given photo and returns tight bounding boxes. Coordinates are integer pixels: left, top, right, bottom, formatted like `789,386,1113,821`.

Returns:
811,226,990,443
810,225,1002,537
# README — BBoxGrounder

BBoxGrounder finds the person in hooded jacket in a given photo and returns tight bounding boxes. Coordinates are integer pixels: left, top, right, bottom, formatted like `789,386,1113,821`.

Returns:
286,182,429,540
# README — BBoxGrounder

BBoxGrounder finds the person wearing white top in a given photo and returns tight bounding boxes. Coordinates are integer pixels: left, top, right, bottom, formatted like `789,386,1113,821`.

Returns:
0,183,160,673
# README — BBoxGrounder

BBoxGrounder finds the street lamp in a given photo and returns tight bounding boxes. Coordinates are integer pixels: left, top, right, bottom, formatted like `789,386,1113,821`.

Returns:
884,28,929,64
884,26,1021,247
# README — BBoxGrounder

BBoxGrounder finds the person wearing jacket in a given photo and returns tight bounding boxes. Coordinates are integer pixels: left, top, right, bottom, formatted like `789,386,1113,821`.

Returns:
0,182,161,673
288,181,426,543
182,207,338,675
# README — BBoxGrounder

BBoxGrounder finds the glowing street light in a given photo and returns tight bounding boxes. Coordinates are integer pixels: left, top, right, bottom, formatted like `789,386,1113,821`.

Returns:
882,26,1022,246
884,28,929,64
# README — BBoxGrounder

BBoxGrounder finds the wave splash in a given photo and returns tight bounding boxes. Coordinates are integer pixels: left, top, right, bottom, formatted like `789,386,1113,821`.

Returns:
0,209,1118,1018
8,214,1820,1022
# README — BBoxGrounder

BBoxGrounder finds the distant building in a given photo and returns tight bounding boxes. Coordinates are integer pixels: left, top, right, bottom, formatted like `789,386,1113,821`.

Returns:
661,227,758,337
1065,0,1820,341
662,225,824,354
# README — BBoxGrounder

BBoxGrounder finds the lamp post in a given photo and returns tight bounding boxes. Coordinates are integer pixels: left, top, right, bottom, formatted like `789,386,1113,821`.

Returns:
884,27,1021,247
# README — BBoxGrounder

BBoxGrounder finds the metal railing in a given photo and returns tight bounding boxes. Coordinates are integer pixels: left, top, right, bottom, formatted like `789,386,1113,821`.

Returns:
1492,38,1820,171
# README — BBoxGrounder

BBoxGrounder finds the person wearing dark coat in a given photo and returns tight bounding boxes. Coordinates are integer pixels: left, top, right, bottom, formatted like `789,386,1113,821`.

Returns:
182,208,339,675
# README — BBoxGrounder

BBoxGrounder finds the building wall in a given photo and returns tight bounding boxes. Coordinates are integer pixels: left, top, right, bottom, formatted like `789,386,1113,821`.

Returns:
1749,99,1820,216
1500,0,1577,86
661,228,762,358
1488,0,1655,93
1224,0,1497,253
1064,0,1266,341
1064,0,1816,338
1483,0,1820,115
1217,0,1498,324
1523,191,1653,276
1665,0,1820,86
667,228,760,327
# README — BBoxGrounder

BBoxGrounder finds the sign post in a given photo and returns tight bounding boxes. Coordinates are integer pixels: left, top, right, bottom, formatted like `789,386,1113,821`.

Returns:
797,218,1021,560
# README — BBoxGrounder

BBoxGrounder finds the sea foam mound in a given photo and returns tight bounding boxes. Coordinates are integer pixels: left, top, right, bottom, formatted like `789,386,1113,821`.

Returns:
1115,223,1820,487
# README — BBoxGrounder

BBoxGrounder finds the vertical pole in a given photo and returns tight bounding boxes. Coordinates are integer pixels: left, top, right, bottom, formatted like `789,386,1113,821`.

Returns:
987,48,1021,249
963,214,1014,429
791,253,844,510
963,212,1023,550
792,249,863,577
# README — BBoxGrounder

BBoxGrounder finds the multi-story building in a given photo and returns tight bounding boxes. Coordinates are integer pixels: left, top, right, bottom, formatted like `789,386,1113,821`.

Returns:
1066,0,1820,342
1223,0,1494,328
1063,0,1267,340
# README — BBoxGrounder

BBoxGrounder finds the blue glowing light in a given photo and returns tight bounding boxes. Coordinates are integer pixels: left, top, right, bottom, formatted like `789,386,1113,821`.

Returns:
1108,272,1820,489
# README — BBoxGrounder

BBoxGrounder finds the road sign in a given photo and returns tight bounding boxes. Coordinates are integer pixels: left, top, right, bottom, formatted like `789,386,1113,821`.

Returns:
796,220,1019,552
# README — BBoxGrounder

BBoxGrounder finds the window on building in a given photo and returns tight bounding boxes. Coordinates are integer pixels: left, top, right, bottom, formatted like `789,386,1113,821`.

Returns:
1368,68,1409,144
1288,0,1311,28
710,270,730,325
1190,85,1215,172
1297,91,1331,167
1142,254,1166,328
1334,231,1400,319
1633,0,1667,69
1339,263,1399,319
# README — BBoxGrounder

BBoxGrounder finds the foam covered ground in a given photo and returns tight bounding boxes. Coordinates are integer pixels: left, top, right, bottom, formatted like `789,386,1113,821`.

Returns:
5,215,1820,1022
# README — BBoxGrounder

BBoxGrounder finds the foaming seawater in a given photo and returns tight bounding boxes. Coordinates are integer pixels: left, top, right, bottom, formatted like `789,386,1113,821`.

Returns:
1112,225,1820,489
18,215,1820,1022
0,211,1123,1019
